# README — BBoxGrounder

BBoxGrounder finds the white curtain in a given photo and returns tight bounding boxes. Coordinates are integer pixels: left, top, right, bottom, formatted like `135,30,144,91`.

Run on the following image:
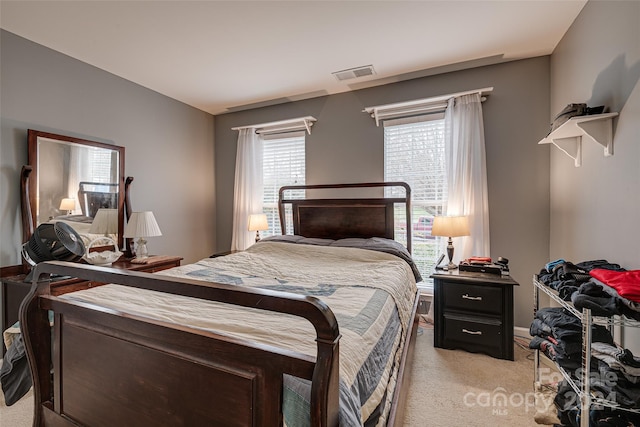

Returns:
230,129,264,251
67,145,91,204
444,93,490,260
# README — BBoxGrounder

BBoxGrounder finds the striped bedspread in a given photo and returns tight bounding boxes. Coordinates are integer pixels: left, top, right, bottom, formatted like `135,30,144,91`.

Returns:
61,240,418,426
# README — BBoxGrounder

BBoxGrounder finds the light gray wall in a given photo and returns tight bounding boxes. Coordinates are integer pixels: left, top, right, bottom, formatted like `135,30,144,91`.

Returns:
0,30,216,266
215,57,551,328
549,2,640,346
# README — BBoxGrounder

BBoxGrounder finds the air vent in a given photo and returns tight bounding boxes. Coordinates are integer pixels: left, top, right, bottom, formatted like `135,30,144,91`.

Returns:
332,65,376,81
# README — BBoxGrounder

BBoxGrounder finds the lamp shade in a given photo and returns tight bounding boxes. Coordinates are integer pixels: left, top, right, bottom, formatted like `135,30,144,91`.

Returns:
59,198,76,211
89,208,119,235
431,215,470,238
248,214,269,232
124,211,162,238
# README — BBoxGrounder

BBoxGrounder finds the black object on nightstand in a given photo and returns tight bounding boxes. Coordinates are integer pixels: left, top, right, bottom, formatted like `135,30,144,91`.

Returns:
431,270,518,360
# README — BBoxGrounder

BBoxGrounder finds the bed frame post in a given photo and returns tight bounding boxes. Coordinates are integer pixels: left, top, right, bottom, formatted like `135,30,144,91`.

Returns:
19,274,54,427
124,176,134,257
311,335,340,426
20,165,34,245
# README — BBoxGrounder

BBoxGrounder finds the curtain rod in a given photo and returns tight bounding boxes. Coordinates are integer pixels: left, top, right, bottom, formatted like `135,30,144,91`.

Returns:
373,103,448,120
363,87,493,113
256,125,306,135
232,116,317,135
363,87,493,126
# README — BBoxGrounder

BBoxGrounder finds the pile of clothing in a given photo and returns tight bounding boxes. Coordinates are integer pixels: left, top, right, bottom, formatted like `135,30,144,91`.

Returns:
538,259,640,321
537,259,625,301
555,379,640,426
532,259,640,426
530,307,614,371
554,348,640,425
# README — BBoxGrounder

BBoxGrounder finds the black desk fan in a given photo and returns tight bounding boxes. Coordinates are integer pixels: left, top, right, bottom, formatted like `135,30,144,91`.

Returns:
22,222,86,281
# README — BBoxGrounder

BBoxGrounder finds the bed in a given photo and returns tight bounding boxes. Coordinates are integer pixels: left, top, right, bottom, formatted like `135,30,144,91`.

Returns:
18,182,420,426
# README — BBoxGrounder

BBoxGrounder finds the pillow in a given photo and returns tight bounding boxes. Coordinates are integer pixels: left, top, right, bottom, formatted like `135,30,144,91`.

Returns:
331,237,422,282
261,235,422,282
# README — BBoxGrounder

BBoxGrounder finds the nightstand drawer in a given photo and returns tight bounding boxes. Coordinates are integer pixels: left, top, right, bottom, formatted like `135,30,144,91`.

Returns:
442,282,502,315
442,314,502,351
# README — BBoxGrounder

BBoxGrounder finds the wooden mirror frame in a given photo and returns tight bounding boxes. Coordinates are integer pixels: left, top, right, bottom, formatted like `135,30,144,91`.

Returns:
22,130,127,251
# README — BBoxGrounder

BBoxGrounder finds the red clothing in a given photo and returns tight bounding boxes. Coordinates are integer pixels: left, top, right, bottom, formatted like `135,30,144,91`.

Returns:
590,269,640,303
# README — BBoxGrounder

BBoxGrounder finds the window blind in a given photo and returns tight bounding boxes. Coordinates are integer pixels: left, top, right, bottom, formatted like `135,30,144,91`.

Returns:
262,133,305,236
384,115,447,291
88,148,117,183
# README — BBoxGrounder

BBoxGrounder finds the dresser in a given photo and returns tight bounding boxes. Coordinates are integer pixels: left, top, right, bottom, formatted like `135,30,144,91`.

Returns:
1,256,182,355
431,270,518,360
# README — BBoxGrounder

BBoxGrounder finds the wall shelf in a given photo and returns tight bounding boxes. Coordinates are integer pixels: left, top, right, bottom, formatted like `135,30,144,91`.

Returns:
538,112,618,167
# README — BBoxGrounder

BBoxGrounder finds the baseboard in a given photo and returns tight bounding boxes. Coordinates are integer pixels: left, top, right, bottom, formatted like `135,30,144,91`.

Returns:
514,326,530,339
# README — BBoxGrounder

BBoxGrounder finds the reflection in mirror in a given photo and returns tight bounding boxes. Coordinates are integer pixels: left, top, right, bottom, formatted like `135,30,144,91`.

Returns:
26,130,125,250
37,138,119,221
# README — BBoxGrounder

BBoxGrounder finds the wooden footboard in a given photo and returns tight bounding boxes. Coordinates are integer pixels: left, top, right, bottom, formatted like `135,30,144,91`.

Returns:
20,261,341,427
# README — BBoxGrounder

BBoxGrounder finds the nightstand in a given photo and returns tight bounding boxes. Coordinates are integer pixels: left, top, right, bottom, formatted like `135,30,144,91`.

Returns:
431,270,518,360
1,255,182,355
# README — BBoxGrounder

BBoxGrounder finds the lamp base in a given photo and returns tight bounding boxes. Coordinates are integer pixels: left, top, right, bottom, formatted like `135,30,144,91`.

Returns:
445,237,457,271
135,238,149,259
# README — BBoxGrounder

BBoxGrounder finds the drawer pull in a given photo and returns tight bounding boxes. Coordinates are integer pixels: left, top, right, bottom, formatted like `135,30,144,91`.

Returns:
462,294,482,301
462,328,483,335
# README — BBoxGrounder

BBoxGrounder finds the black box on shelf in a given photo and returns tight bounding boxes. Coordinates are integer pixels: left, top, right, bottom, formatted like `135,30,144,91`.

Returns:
459,263,503,275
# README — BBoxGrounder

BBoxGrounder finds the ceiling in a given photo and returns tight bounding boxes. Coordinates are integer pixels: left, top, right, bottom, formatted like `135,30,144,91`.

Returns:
0,1,587,115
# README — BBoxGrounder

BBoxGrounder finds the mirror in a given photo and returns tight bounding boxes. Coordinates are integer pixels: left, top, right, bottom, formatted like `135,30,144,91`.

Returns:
24,130,126,251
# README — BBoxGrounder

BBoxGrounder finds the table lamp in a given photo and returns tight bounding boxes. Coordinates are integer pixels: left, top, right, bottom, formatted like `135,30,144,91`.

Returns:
59,198,76,215
89,208,119,236
124,211,162,259
431,215,470,270
248,214,269,242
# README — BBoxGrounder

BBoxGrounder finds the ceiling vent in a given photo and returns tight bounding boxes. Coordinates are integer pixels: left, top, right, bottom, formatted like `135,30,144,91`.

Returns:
332,65,376,81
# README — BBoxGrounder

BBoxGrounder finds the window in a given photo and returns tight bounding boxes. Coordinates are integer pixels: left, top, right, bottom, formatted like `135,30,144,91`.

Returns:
262,133,305,237
384,114,447,290
87,148,119,183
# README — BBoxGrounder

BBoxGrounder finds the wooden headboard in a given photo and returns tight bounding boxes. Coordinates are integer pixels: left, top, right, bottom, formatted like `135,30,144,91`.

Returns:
278,182,412,253
77,181,119,218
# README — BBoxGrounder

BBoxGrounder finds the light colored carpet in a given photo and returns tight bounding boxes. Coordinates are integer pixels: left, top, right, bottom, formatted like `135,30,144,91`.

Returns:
0,385,32,426
1,328,545,426
403,326,544,426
